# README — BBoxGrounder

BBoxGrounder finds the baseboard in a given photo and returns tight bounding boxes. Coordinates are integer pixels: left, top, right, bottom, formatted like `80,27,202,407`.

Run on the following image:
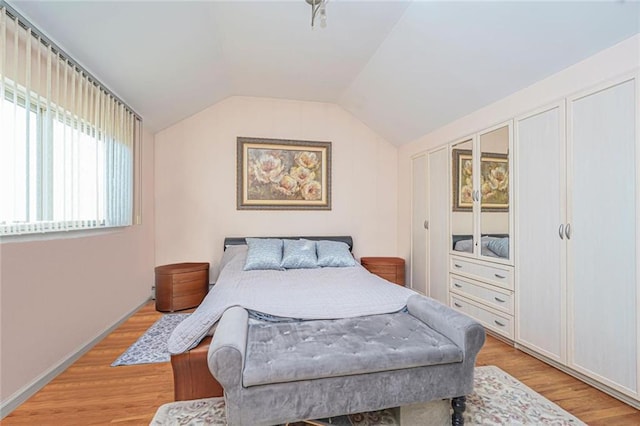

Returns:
515,343,640,410
484,328,514,346
0,297,151,419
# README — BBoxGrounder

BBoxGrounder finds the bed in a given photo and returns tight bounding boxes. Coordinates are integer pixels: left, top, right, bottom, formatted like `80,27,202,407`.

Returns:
168,236,485,425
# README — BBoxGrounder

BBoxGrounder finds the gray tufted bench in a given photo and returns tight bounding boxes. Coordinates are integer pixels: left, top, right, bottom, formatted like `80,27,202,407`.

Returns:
208,294,485,426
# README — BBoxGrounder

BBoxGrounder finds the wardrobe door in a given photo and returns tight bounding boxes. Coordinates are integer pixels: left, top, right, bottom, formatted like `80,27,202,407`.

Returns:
411,154,428,295
568,78,637,395
515,104,566,362
427,147,449,304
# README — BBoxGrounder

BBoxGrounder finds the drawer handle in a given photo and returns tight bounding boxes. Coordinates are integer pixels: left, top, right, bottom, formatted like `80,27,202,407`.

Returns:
494,297,506,303
494,273,506,279
454,264,463,268
454,302,463,308
454,283,462,288
494,320,506,327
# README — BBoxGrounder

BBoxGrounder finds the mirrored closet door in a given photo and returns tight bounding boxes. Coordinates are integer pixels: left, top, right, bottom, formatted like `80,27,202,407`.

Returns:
450,138,475,256
450,123,513,265
478,124,511,263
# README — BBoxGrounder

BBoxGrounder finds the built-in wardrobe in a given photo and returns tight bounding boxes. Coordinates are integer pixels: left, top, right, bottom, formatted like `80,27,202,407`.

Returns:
410,73,639,407
515,75,638,406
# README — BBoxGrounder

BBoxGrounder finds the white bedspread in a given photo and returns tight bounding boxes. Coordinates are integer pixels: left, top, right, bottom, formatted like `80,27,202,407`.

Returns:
167,248,416,354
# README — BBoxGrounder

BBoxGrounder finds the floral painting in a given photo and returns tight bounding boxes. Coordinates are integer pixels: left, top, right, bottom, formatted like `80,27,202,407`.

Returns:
237,137,331,210
452,149,508,212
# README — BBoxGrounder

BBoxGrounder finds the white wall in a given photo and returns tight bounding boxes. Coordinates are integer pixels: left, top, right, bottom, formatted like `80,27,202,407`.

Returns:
0,127,155,409
398,35,640,265
155,96,398,279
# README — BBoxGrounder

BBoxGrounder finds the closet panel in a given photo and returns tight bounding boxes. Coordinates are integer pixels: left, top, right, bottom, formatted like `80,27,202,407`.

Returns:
515,104,566,362
411,155,427,295
568,78,637,394
427,147,449,303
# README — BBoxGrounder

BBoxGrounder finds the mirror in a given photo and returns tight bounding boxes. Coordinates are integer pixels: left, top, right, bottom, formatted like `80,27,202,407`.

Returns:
479,125,510,260
451,139,474,255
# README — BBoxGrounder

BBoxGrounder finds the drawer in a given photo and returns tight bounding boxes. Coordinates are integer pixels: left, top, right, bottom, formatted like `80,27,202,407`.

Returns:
450,295,513,339
172,292,207,311
450,257,513,290
450,275,513,315
365,265,399,275
376,273,400,283
173,278,208,297
173,270,208,285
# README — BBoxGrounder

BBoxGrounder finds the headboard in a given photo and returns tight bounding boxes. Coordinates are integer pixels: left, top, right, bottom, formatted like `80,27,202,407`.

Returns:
224,236,354,252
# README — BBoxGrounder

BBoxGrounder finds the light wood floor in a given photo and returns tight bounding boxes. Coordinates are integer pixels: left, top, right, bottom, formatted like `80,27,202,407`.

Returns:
4,301,640,425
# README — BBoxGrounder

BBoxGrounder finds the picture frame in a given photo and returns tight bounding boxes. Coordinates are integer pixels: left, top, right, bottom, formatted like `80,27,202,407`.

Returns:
452,149,508,212
237,137,331,210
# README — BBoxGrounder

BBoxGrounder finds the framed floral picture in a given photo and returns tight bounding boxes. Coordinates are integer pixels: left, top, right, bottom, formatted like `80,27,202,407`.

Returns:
237,137,331,210
452,149,508,212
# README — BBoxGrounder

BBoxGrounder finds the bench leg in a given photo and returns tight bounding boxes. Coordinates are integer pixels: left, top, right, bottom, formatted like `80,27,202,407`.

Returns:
451,396,466,426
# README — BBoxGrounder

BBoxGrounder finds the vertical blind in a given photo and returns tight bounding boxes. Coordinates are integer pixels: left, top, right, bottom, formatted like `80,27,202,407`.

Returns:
0,4,141,236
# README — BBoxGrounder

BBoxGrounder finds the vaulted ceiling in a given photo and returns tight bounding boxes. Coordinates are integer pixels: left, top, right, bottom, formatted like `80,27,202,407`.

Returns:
7,0,640,146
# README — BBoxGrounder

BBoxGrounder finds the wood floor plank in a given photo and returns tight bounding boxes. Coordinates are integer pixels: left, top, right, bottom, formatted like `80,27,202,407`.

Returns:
3,301,639,424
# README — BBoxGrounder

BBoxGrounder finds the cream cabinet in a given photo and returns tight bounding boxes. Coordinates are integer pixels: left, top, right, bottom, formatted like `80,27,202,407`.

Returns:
426,147,449,304
449,257,514,339
568,76,637,399
411,154,428,295
515,75,639,405
411,147,449,304
515,102,566,363
449,122,515,340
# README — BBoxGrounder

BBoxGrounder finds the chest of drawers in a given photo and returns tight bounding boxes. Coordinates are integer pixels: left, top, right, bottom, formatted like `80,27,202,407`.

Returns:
360,257,405,286
155,262,209,312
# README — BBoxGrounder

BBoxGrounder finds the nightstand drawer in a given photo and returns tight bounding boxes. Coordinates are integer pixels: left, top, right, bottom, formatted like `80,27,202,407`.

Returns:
173,276,208,297
450,257,513,290
172,293,207,312
450,295,513,339
450,275,513,315
173,270,207,285
364,265,397,275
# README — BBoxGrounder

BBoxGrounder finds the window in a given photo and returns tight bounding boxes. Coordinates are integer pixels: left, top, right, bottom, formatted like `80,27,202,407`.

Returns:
0,5,141,236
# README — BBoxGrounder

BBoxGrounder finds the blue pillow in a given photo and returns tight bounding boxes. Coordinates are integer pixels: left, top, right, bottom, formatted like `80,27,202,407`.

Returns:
316,240,356,267
281,239,318,269
244,238,284,271
487,237,509,258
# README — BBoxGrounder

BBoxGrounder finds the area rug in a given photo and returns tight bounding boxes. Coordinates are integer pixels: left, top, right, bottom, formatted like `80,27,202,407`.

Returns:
111,313,189,366
150,365,585,425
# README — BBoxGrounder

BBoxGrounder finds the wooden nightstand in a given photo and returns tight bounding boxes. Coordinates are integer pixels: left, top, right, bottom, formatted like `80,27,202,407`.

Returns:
360,257,405,286
155,262,209,312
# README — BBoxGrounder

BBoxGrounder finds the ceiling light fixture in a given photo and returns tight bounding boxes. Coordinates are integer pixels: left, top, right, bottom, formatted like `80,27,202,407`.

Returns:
305,0,327,29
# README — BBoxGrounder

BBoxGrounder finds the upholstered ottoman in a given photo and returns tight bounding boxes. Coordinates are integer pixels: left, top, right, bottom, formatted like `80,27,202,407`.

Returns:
208,295,485,426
